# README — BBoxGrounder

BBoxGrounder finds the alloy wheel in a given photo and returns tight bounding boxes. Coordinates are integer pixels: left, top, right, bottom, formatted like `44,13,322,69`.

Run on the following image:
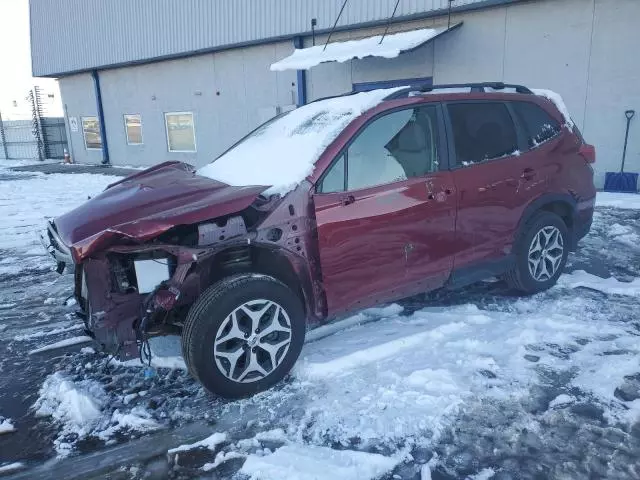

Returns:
213,299,292,383
527,226,564,282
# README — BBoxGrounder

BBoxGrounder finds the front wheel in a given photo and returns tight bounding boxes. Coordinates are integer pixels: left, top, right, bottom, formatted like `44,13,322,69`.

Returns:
181,274,305,398
504,211,569,294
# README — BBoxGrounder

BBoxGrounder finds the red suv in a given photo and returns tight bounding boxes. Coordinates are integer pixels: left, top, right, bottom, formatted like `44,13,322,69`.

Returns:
44,82,596,398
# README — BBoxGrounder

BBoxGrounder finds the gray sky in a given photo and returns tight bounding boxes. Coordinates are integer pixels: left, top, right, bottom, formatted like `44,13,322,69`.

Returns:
0,0,58,116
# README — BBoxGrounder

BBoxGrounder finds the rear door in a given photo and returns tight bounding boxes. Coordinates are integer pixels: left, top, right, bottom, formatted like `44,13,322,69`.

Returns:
445,101,533,268
313,103,457,315
510,100,563,195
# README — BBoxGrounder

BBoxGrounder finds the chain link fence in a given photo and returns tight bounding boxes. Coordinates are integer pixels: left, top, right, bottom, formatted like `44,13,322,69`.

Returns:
0,86,67,161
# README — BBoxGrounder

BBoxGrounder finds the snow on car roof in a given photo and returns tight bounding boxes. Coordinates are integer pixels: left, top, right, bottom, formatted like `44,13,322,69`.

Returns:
270,27,452,71
531,88,575,128
197,87,404,196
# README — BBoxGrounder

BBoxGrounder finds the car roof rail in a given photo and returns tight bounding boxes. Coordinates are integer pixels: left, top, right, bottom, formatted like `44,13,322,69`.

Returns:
385,82,533,100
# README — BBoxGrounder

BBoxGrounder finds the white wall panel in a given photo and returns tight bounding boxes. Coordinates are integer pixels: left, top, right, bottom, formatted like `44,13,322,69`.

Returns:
30,0,510,77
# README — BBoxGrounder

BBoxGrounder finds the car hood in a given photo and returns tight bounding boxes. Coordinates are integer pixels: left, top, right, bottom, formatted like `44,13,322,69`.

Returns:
54,161,269,261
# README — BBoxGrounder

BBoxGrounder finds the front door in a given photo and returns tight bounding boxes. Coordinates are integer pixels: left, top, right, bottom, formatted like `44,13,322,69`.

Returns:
313,104,457,315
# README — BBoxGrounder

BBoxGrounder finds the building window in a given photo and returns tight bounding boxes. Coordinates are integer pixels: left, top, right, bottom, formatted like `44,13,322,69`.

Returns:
165,112,196,152
82,116,103,150
124,114,143,145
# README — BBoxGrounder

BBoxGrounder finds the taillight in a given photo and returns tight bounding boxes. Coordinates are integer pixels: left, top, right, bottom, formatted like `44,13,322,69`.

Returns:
579,144,596,164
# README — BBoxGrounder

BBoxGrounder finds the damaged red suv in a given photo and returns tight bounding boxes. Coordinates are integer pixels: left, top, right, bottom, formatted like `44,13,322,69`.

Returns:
44,83,596,398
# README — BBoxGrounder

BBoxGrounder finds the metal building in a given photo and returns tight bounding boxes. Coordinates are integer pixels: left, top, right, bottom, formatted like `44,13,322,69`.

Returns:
30,0,640,188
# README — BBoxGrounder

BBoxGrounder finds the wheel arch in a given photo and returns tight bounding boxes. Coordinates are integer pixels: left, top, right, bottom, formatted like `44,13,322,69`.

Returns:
516,193,578,249
202,243,317,321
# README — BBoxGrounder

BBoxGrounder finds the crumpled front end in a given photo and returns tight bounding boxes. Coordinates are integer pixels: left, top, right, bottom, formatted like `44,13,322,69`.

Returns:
43,174,323,361
75,245,199,359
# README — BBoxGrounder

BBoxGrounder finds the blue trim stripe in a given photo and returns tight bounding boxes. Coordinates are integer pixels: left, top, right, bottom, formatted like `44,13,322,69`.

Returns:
293,36,307,106
91,70,110,164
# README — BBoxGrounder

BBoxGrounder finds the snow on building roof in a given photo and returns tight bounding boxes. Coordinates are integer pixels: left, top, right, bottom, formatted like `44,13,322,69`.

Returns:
270,24,462,71
197,87,404,195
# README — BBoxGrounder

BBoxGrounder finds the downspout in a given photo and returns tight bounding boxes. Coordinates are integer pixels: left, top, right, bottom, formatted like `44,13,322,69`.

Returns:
293,36,307,107
91,70,110,165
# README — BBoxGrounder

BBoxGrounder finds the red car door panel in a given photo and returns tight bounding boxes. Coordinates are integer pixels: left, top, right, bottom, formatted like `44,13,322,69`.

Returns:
314,172,456,315
452,156,527,267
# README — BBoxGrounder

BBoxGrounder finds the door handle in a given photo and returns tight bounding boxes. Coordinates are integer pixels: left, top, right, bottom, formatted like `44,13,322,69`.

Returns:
340,194,355,206
521,168,536,180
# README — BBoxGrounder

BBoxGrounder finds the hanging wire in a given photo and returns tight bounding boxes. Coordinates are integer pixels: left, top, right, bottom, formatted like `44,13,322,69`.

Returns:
323,0,350,51
379,0,402,44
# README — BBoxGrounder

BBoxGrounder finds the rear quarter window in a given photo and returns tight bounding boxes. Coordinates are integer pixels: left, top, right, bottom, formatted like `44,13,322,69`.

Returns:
513,101,561,149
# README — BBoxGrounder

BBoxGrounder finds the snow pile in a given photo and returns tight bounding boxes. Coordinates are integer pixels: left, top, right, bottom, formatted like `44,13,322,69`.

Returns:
0,462,24,474
97,407,162,440
168,432,228,454
548,394,576,409
0,416,16,434
270,26,454,71
34,372,106,455
531,89,575,128
606,223,640,249
197,88,402,195
33,372,161,455
597,192,640,209
14,324,83,341
557,270,640,296
28,335,92,355
240,444,400,480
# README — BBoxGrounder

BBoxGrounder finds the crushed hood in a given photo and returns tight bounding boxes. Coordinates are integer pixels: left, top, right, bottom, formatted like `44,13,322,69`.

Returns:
54,161,268,261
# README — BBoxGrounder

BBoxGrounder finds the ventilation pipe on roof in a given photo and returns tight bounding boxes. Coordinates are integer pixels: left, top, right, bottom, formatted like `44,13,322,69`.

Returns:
91,70,110,165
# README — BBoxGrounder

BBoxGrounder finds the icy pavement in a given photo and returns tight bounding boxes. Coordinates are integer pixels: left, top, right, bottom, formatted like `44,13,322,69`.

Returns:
0,165,639,479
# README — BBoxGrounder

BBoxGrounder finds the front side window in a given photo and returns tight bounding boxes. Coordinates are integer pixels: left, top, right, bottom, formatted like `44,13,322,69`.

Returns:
124,114,143,145
81,116,102,150
319,106,440,193
165,112,196,152
513,101,561,149
447,102,518,166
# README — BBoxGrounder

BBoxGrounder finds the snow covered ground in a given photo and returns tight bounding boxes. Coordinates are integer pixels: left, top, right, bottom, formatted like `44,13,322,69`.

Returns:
0,165,639,479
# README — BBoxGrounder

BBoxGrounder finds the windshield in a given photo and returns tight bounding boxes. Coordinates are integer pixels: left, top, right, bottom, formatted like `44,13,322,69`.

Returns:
197,87,402,195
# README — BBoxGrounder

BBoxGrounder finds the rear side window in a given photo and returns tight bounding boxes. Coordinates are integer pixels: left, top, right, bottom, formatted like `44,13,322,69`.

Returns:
513,101,561,148
447,103,518,166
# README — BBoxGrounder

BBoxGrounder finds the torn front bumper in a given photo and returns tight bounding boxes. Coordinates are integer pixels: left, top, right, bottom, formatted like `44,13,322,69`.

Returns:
41,220,74,274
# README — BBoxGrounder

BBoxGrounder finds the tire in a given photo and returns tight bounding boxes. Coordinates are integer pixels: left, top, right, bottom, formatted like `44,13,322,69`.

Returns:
504,211,569,294
181,274,305,398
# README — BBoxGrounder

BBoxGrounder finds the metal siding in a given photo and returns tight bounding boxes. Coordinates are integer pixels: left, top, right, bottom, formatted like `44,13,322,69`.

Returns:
61,41,296,168
30,0,493,76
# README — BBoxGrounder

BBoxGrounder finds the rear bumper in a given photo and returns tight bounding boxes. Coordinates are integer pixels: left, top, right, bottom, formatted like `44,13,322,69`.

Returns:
574,215,592,244
572,197,594,249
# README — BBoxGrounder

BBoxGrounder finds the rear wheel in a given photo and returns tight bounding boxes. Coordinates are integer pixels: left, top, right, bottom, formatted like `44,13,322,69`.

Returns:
504,212,569,294
181,274,305,398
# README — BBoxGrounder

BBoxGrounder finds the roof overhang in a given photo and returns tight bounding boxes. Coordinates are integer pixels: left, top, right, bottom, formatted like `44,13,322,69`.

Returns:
270,22,462,72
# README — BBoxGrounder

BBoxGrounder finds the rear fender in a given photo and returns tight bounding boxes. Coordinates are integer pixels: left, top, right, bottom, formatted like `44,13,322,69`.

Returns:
516,193,578,249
